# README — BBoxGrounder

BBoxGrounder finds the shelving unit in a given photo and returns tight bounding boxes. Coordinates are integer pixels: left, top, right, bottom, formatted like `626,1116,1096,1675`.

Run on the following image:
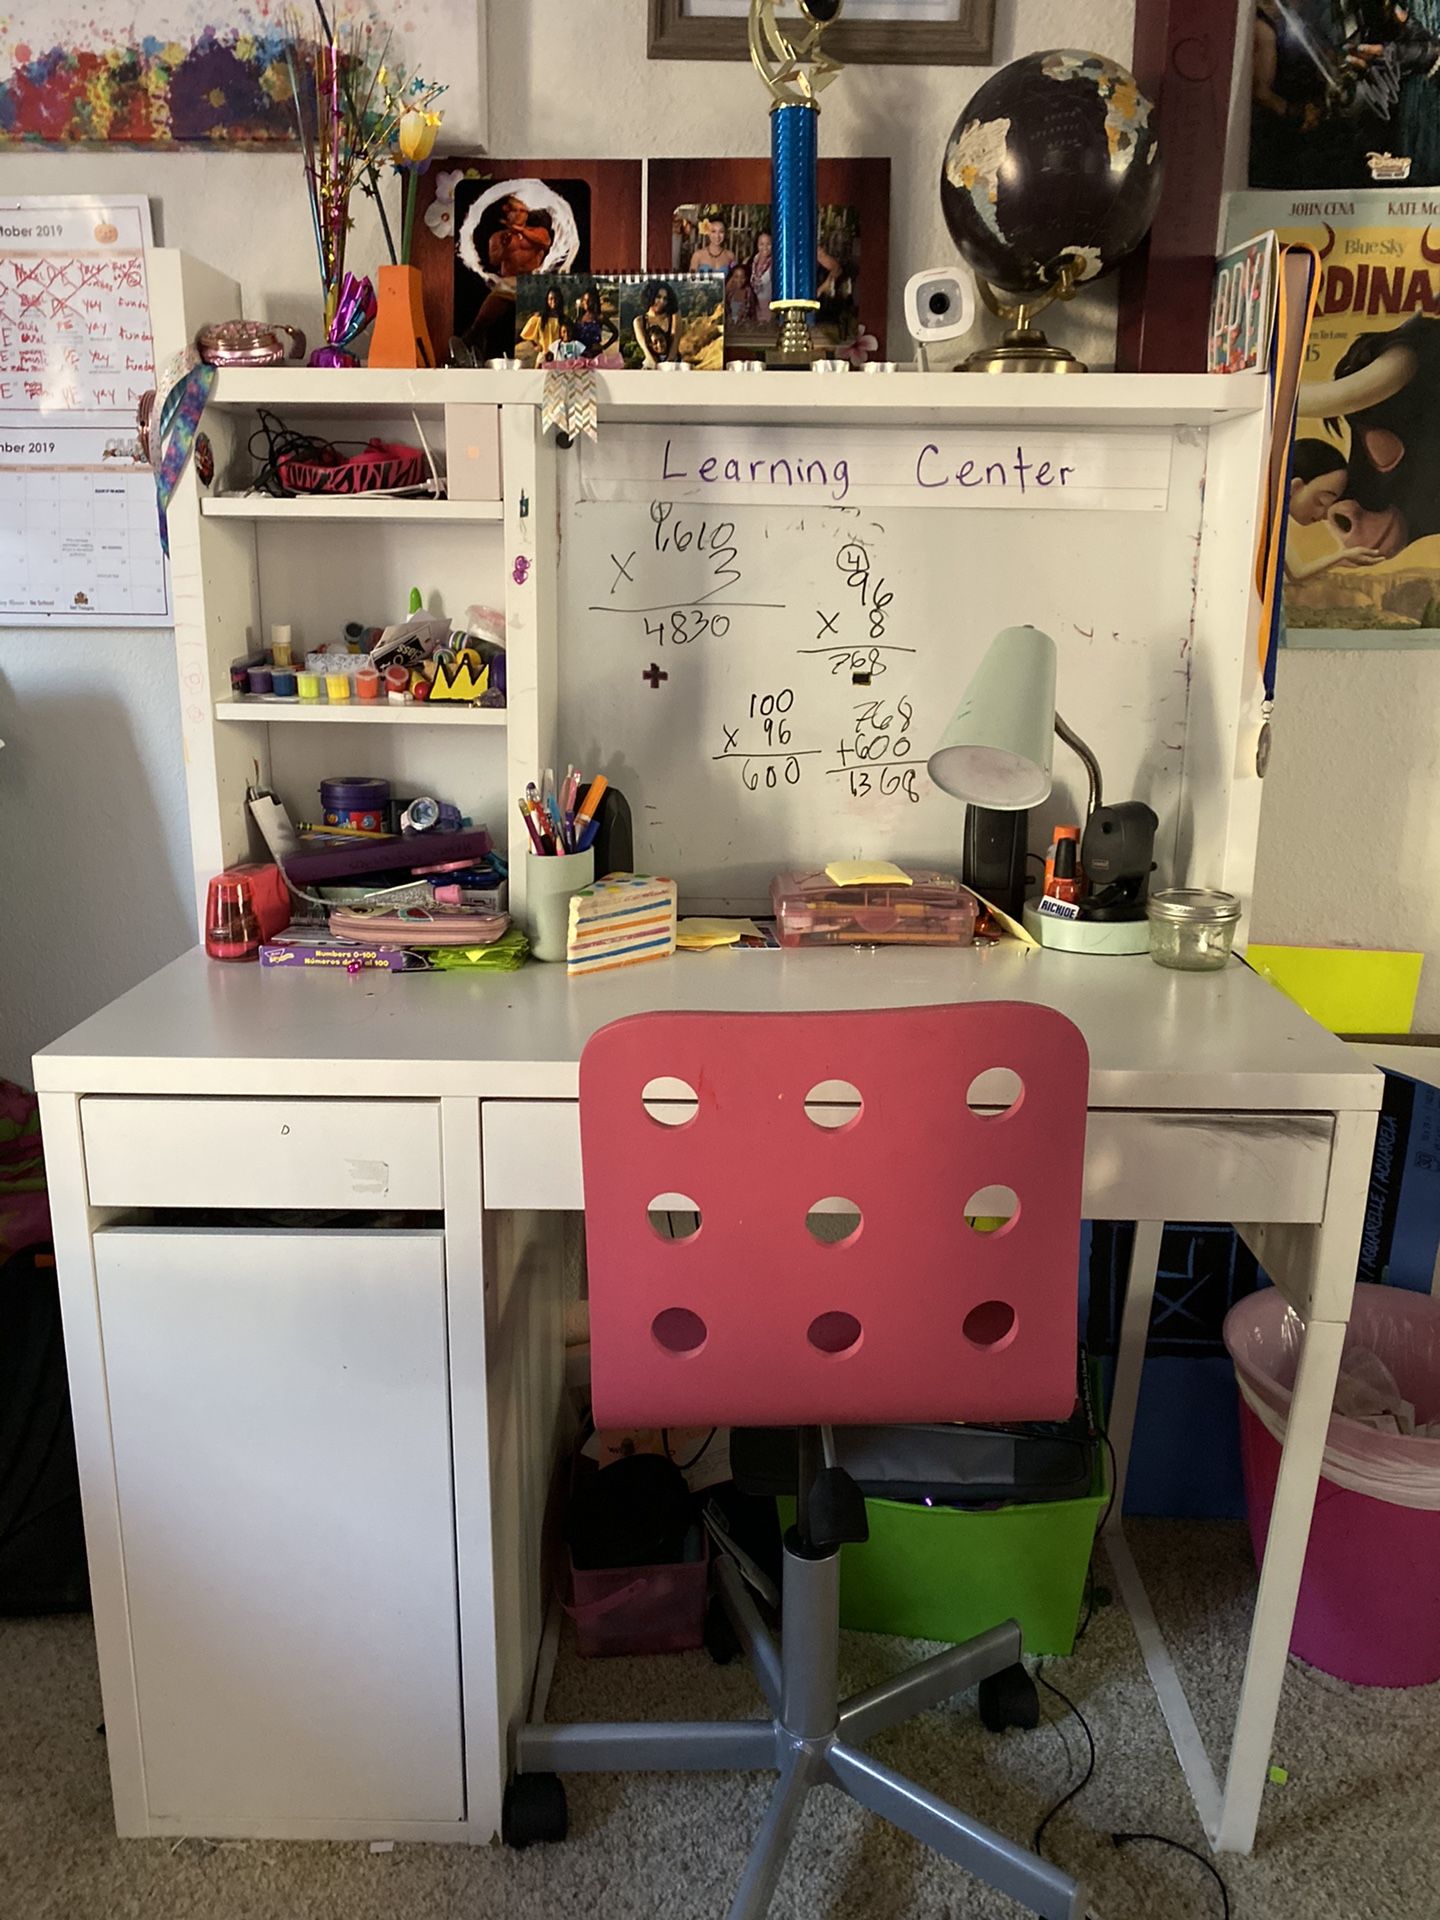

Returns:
147,246,1273,933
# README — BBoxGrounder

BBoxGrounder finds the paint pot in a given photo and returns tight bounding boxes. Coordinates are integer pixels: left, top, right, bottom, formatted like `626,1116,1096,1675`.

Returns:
272,668,298,699
247,664,273,696
297,671,321,702
320,776,390,836
355,665,381,702
385,664,409,704
325,671,352,704
270,622,294,667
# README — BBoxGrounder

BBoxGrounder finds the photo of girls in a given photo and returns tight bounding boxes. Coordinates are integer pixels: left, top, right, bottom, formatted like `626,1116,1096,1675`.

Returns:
618,274,725,370
515,276,623,369
666,200,862,358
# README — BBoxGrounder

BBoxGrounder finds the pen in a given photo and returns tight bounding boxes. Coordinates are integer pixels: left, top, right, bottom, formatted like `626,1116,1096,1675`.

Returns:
517,798,545,855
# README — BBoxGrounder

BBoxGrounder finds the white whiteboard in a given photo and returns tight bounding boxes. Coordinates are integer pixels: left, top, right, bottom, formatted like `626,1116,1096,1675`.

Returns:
558,423,1208,912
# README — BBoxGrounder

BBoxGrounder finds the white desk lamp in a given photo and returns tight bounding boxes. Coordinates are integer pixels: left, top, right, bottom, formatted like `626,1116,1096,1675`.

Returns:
927,624,1141,950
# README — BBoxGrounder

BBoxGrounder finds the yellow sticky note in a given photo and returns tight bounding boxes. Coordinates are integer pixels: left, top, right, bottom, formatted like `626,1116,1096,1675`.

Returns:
968,887,1040,949
824,859,912,888
676,917,761,951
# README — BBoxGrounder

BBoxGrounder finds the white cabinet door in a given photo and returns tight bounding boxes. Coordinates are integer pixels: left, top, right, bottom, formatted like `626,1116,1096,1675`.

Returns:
94,1228,464,1831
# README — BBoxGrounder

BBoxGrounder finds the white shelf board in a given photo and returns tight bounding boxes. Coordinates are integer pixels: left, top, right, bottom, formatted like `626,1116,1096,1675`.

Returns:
214,700,506,727
205,366,1268,429
201,495,503,522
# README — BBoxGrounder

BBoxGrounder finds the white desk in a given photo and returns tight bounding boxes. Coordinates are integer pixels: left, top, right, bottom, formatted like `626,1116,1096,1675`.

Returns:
35,946,1381,1856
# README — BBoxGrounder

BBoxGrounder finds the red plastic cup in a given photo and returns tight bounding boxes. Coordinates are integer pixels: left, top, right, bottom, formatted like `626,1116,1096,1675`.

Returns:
205,872,262,961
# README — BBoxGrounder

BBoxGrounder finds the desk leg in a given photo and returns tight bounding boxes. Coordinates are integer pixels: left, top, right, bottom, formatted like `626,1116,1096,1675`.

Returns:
1103,1219,1164,1523
1214,1108,1375,1854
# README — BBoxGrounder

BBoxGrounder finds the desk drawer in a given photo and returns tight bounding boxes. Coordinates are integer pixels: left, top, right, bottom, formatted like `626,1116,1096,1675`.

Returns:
482,1101,1334,1225
82,1097,442,1210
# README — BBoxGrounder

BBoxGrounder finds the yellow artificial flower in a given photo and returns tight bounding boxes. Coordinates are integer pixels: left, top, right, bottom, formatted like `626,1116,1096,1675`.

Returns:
397,107,439,164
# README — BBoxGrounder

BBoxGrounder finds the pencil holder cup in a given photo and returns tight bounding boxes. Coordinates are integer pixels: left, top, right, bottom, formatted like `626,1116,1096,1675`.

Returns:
527,848,594,962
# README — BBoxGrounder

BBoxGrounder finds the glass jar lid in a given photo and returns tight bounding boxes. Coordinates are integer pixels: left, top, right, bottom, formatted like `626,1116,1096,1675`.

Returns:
1147,887,1241,924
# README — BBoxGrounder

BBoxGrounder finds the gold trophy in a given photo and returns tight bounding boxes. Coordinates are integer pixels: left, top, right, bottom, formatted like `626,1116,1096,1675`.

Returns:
749,0,846,366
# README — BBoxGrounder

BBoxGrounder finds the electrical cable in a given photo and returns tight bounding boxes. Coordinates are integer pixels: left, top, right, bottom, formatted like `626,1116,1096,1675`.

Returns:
1030,1668,1232,1920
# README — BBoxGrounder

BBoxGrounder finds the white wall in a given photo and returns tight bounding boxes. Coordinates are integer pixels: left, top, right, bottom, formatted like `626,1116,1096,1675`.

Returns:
1,0,1435,1078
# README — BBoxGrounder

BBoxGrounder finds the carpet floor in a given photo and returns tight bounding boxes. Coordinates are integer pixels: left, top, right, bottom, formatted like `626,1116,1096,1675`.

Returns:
3,1521,1437,1920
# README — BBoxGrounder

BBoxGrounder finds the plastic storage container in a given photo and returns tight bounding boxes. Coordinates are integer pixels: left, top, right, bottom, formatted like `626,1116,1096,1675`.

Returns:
772,869,977,948
565,1536,710,1658
1225,1283,1440,1686
782,1447,1107,1656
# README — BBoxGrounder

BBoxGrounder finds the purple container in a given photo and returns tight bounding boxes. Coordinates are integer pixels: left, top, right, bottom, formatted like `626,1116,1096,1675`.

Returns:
320,775,391,811
247,665,273,696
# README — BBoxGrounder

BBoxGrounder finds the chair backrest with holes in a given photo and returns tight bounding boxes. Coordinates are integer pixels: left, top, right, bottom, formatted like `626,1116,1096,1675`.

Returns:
579,1004,1089,1431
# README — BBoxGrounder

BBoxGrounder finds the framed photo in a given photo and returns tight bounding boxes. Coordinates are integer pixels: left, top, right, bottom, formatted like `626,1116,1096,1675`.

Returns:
413,160,642,364
515,275,626,369
647,0,994,65
619,274,726,370
646,158,890,359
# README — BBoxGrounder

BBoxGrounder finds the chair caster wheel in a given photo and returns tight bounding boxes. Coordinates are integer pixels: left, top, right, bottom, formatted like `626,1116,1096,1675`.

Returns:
979,1663,1040,1733
502,1772,568,1848
705,1593,740,1665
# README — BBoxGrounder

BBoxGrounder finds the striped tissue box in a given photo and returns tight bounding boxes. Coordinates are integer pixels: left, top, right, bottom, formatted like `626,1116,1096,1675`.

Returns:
566,874,678,976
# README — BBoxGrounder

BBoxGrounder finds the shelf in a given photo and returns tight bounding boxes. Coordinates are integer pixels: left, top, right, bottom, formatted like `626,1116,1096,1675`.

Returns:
214,700,506,727
205,366,1268,429
201,495,503,523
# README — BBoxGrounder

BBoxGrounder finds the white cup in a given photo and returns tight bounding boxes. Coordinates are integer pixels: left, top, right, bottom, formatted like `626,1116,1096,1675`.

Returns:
527,848,595,962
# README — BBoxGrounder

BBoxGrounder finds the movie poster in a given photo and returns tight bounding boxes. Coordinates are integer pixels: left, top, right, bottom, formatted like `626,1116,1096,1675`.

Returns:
1251,2,1440,189
1230,185,1440,648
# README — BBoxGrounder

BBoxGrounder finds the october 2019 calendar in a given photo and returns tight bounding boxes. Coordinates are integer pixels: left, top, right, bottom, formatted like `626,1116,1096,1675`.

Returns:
0,194,168,625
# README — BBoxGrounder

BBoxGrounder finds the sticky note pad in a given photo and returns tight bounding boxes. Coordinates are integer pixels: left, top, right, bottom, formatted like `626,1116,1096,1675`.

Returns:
824,859,912,888
677,917,761,951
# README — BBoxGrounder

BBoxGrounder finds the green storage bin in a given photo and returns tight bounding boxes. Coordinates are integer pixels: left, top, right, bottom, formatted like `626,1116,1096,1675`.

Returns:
781,1445,1107,1657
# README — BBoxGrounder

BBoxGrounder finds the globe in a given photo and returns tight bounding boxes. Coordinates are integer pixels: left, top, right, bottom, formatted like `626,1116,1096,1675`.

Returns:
940,49,1162,301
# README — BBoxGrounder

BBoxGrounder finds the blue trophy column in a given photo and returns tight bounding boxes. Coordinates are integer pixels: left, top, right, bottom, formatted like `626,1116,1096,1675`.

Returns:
770,99,819,359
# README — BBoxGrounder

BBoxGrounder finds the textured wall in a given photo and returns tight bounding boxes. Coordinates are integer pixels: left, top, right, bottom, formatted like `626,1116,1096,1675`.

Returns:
1,0,1435,1080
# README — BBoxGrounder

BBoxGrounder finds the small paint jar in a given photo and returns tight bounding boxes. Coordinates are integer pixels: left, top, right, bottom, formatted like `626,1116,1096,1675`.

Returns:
325,671,352,704
385,664,409,703
297,671,321,702
355,665,381,701
270,623,294,667
272,668,298,699
247,664,273,696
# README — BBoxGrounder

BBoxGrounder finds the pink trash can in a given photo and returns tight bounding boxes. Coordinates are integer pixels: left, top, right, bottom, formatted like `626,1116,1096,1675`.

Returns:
1225,1284,1440,1688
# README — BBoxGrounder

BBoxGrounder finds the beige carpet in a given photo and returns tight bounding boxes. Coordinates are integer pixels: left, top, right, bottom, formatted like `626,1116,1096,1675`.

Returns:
4,1521,1438,1920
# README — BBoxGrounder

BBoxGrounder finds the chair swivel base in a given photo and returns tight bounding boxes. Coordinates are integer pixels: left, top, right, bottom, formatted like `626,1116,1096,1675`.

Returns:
510,1536,1086,1920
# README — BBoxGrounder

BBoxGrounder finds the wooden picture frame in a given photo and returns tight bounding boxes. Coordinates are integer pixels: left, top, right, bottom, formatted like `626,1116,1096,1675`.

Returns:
647,0,994,65
412,158,643,364
646,156,891,358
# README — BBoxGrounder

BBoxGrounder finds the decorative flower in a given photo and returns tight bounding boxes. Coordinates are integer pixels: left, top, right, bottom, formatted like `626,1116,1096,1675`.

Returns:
424,168,466,239
837,327,879,368
397,107,440,166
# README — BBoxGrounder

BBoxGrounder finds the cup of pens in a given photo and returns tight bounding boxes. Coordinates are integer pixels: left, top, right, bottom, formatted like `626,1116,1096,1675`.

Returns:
519,770,606,963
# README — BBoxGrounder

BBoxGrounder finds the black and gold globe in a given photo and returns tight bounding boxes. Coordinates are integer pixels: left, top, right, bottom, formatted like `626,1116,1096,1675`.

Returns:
941,49,1162,302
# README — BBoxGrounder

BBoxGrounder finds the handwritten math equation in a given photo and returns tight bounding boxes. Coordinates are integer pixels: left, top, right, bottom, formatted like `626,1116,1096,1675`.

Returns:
589,504,925,807
0,252,154,411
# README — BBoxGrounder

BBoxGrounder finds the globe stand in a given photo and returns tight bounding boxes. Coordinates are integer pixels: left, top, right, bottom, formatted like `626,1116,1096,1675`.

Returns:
961,265,1086,375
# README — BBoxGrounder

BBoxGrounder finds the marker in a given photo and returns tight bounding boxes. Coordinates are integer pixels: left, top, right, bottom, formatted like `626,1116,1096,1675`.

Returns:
573,774,608,837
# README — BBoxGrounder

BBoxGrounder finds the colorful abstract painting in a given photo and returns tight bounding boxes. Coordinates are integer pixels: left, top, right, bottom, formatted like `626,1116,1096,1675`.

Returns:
0,3,483,147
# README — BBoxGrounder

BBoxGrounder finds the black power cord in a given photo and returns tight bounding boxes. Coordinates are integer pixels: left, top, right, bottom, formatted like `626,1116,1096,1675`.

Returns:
1029,1422,1231,1920
1032,1672,1231,1918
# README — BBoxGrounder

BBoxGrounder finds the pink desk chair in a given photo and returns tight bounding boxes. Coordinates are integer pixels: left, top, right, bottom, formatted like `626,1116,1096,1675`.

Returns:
510,1004,1091,1920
